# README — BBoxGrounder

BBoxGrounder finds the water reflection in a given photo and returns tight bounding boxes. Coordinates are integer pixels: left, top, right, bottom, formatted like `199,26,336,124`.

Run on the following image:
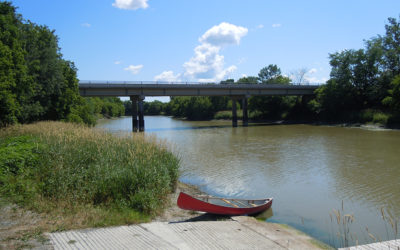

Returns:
97,116,400,247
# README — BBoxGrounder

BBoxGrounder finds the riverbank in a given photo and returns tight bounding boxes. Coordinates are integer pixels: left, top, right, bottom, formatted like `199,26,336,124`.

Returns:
135,112,399,131
0,181,332,249
0,121,180,248
0,181,198,249
213,114,400,131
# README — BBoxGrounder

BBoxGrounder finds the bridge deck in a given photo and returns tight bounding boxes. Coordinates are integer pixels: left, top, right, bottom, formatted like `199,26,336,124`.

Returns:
78,81,319,97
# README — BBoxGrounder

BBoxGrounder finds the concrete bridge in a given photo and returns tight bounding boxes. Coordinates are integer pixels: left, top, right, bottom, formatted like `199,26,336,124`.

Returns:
79,81,319,132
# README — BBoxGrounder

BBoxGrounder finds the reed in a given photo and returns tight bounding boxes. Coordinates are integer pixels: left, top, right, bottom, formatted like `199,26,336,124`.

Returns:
329,206,356,248
327,202,399,248
0,121,180,227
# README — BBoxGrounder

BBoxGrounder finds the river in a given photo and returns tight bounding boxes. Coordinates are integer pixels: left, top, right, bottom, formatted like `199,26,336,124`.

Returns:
97,116,400,248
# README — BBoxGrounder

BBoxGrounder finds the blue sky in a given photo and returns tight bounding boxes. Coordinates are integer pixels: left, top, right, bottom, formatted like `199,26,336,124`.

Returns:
10,0,400,84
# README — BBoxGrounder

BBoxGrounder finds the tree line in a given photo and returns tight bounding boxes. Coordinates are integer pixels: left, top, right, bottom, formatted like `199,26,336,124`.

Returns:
2,1,400,127
133,16,400,126
0,2,124,127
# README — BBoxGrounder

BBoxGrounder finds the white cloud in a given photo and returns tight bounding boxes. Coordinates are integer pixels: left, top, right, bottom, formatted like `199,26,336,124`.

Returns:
114,61,122,65
215,65,237,81
183,43,236,82
182,22,247,82
303,68,327,84
81,23,91,28
256,24,264,29
305,76,328,84
154,71,181,82
308,68,317,74
124,64,143,75
272,23,282,28
112,0,149,10
199,22,248,47
153,23,247,83
183,44,223,80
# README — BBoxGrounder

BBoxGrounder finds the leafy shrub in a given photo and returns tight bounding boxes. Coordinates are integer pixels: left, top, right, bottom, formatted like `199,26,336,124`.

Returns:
359,109,374,123
214,110,243,120
0,135,46,201
372,112,389,125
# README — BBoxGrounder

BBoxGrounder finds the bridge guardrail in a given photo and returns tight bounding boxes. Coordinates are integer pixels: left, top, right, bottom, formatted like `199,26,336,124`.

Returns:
78,80,322,86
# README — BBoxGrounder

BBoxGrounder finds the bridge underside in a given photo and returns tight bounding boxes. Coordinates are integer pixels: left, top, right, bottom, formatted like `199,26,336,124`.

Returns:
79,83,318,132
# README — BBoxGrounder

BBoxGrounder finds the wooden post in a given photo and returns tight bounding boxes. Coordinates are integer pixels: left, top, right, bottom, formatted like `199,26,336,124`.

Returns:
138,97,145,132
232,98,237,127
242,97,248,127
130,96,138,132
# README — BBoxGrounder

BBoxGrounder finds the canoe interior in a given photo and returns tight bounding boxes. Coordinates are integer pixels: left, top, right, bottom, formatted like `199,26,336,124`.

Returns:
192,195,271,209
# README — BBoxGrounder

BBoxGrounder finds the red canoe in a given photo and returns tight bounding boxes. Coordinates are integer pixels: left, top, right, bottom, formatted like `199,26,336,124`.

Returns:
177,192,273,216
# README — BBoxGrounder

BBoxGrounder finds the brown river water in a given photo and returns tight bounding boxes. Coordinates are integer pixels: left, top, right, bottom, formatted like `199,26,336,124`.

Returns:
97,116,400,248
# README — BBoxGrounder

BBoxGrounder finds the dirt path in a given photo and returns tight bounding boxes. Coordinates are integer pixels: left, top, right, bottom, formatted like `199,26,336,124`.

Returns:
0,200,53,249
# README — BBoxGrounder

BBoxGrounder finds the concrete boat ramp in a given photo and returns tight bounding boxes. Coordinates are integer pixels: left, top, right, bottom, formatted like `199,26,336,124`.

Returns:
49,216,323,249
340,239,400,250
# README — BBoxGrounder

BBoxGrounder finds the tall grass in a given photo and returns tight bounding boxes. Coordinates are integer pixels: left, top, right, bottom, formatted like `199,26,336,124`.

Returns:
328,201,399,248
0,121,179,227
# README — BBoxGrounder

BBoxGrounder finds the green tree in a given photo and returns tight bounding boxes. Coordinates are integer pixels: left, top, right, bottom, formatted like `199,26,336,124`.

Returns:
168,96,214,120
220,79,234,84
311,16,400,121
0,2,122,127
381,17,400,76
258,65,281,83
144,100,164,115
249,65,293,119
258,65,290,84
309,79,357,120
0,2,27,126
382,75,400,113
22,22,67,121
237,76,258,84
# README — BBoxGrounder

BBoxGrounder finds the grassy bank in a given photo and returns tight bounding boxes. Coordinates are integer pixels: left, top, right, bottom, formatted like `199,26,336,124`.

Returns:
0,121,179,229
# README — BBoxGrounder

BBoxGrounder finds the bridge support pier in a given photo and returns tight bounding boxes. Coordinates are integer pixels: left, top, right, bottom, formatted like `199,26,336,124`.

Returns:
231,97,238,127
242,97,248,127
138,98,145,132
130,96,145,132
231,96,249,127
130,96,138,132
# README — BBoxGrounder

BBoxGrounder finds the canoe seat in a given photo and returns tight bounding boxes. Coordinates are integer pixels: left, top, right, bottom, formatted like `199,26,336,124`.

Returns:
221,198,239,208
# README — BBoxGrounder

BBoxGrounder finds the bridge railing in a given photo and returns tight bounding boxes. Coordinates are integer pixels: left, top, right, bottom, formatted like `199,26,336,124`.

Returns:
78,80,322,86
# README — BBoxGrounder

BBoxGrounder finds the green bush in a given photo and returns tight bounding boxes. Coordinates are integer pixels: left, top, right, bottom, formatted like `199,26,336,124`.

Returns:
372,112,389,125
0,135,47,201
359,109,374,123
214,110,243,120
0,122,180,216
